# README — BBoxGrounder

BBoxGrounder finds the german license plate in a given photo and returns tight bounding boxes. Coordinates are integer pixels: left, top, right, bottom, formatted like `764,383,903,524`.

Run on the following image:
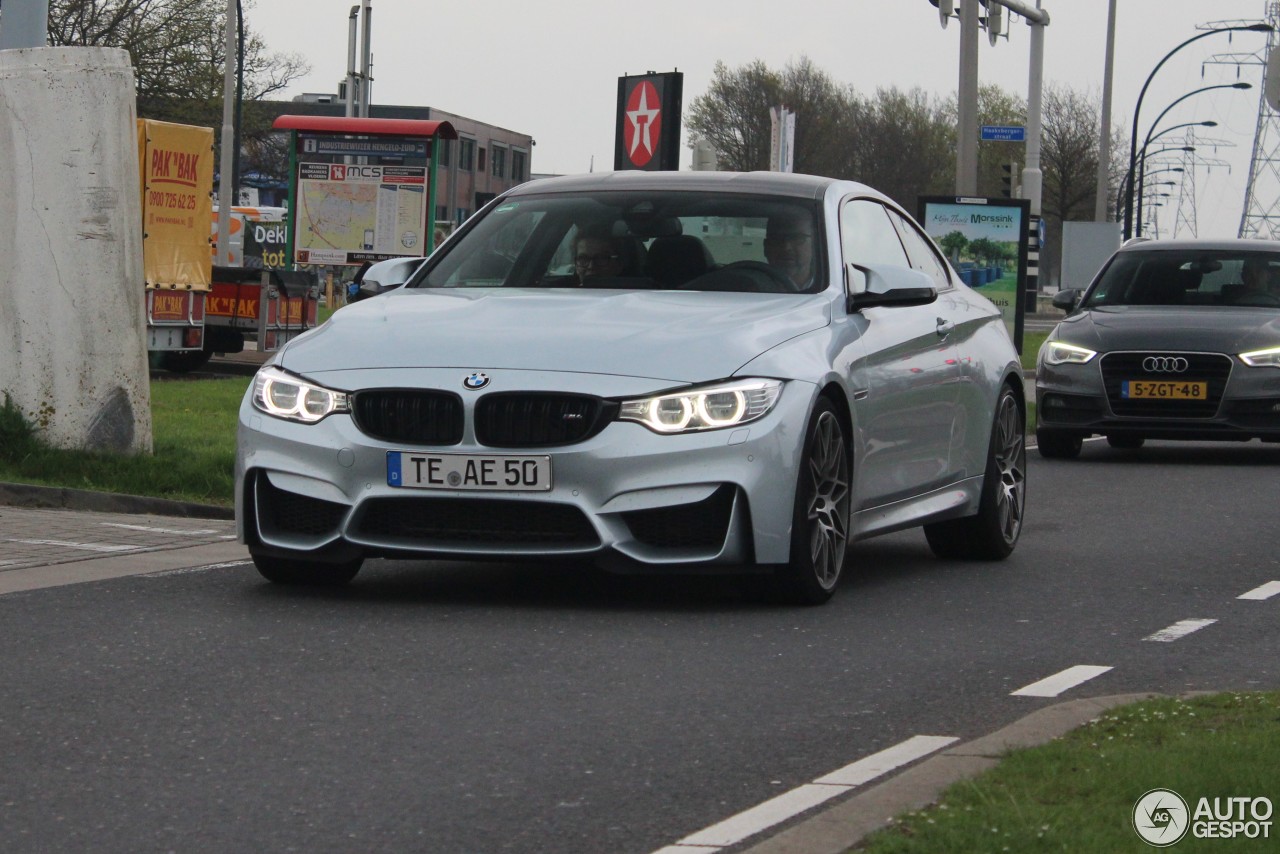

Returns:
387,452,552,491
1121,380,1207,400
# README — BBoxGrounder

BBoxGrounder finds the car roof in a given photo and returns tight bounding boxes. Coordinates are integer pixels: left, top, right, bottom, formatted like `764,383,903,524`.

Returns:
505,170,842,202
1117,237,1280,255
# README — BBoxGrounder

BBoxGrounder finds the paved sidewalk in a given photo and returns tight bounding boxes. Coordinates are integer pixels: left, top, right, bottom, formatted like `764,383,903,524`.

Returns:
0,484,246,595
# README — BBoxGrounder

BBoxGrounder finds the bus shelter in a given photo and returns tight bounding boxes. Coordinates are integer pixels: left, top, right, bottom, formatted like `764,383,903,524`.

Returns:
271,115,458,268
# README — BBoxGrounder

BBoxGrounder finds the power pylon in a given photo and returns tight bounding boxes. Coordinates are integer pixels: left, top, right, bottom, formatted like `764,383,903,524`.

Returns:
1219,4,1280,237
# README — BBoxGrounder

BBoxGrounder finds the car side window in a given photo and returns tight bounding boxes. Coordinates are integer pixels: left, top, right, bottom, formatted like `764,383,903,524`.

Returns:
839,199,909,292
887,209,951,290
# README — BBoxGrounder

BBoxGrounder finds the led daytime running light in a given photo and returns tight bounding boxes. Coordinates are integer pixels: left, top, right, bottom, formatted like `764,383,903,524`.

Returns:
1044,341,1097,365
620,380,782,434
1240,345,1280,367
252,367,349,423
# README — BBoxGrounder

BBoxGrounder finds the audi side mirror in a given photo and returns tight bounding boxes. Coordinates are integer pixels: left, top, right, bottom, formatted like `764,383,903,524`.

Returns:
1052,289,1081,312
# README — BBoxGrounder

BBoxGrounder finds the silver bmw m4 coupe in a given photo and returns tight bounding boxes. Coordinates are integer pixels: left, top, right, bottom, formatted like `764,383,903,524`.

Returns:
236,171,1026,603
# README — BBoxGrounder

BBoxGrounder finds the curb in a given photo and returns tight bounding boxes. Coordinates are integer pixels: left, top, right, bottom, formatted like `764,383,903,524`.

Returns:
0,481,232,520
740,693,1161,854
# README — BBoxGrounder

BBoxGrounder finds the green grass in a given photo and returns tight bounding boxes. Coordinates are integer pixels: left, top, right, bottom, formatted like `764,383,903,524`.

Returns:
854,691,1280,853
1022,329,1047,372
0,379,250,507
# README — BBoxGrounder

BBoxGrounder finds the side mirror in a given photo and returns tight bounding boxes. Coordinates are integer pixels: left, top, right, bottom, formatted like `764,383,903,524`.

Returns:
847,263,938,311
1051,289,1081,312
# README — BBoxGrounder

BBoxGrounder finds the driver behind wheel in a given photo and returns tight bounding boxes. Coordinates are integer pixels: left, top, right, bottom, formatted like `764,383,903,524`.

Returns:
763,210,816,290
1229,257,1280,305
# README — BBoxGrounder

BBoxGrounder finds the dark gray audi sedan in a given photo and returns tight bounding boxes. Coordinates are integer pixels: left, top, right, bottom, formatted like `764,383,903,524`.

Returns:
1036,238,1280,458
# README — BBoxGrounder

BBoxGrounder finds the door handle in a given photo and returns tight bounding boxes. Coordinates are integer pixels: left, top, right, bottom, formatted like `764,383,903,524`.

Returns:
936,318,954,338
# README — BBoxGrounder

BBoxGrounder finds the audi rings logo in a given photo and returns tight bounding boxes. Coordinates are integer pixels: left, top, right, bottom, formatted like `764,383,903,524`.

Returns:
463,372,490,390
1143,356,1190,373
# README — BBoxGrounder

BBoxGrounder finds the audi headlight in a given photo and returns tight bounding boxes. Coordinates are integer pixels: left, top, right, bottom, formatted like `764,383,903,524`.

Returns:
618,379,783,434
1042,341,1098,366
1240,345,1280,367
251,366,349,423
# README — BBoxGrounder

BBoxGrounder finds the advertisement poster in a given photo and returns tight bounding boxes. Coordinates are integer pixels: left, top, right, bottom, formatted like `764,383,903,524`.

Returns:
293,162,428,266
138,119,214,288
917,196,1030,353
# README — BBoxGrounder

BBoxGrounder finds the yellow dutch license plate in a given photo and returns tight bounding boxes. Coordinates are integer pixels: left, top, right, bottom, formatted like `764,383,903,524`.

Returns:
1122,380,1207,400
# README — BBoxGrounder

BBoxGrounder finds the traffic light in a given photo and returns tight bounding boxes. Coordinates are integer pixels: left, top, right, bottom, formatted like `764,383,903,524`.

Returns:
1001,162,1016,198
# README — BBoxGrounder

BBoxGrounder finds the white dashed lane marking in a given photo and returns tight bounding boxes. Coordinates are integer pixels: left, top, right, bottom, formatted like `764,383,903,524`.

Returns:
1011,665,1113,698
1239,581,1280,601
653,735,957,853
1143,618,1218,643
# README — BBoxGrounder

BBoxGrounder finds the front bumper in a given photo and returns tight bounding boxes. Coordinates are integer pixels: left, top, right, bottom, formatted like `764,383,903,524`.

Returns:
235,376,817,569
1036,350,1280,441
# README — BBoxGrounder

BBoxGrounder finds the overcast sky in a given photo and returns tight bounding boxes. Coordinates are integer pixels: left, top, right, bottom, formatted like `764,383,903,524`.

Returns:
249,1,1278,238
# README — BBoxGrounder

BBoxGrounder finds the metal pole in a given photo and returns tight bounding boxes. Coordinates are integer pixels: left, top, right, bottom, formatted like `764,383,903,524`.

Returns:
359,0,373,118
345,6,359,118
956,0,980,195
215,0,237,266
0,0,49,49
1023,3,1045,218
1095,0,1117,221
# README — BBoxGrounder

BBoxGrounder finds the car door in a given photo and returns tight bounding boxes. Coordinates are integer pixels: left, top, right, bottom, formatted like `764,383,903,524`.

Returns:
840,197,960,507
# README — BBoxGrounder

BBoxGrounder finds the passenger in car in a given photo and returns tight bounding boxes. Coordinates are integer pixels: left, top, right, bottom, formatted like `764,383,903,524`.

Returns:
763,210,816,289
573,228,642,285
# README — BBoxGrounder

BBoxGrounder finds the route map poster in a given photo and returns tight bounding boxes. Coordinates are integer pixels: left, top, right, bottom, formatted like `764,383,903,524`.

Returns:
293,162,428,266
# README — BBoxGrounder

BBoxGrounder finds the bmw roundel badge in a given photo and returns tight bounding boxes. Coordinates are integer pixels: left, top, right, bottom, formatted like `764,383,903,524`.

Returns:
463,372,490,390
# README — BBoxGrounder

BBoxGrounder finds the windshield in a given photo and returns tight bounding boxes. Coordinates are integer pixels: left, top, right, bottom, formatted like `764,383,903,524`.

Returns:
411,191,824,294
1083,250,1280,309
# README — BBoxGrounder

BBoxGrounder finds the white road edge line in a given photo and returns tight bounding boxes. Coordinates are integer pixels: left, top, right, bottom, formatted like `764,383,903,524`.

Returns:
99,523,221,535
4,538,140,553
1143,618,1218,643
655,735,957,853
1239,581,1280,601
1011,664,1113,698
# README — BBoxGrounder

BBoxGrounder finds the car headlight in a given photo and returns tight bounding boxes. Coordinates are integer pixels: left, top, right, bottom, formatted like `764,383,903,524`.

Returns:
618,379,783,434
251,366,349,423
1042,341,1098,366
1240,345,1280,367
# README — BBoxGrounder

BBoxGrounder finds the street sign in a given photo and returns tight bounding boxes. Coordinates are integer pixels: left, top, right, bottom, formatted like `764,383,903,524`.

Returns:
981,125,1026,142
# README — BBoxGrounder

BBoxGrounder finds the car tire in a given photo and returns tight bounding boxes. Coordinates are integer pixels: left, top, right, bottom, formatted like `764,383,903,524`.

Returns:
250,550,362,586
1036,428,1083,459
1106,434,1145,450
772,398,851,605
925,385,1026,560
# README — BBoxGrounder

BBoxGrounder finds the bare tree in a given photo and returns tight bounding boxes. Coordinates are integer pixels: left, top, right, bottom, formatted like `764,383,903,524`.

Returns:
47,0,308,107
686,60,782,172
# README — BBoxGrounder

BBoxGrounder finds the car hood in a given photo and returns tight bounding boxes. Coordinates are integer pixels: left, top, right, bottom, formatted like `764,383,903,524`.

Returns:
1057,306,1280,353
280,288,831,382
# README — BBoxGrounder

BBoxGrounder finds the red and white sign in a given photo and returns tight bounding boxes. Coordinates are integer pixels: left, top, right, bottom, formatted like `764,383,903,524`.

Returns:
623,80,662,168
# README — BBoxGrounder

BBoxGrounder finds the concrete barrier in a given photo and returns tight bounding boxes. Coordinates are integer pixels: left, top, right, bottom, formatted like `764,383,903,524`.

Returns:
0,47,152,453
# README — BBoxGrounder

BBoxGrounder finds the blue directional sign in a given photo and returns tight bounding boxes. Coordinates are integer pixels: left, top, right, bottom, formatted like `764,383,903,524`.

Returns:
981,125,1026,142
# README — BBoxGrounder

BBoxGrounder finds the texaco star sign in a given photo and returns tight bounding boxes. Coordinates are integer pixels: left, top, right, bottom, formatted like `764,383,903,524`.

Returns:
623,81,662,168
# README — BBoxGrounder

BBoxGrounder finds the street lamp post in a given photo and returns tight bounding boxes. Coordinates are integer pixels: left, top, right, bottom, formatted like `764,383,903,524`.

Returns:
1122,23,1272,240
1117,149,1193,221
1134,83,1250,238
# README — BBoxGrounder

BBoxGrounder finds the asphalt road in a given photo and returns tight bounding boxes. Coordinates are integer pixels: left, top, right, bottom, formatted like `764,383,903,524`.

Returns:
1,439,1277,853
